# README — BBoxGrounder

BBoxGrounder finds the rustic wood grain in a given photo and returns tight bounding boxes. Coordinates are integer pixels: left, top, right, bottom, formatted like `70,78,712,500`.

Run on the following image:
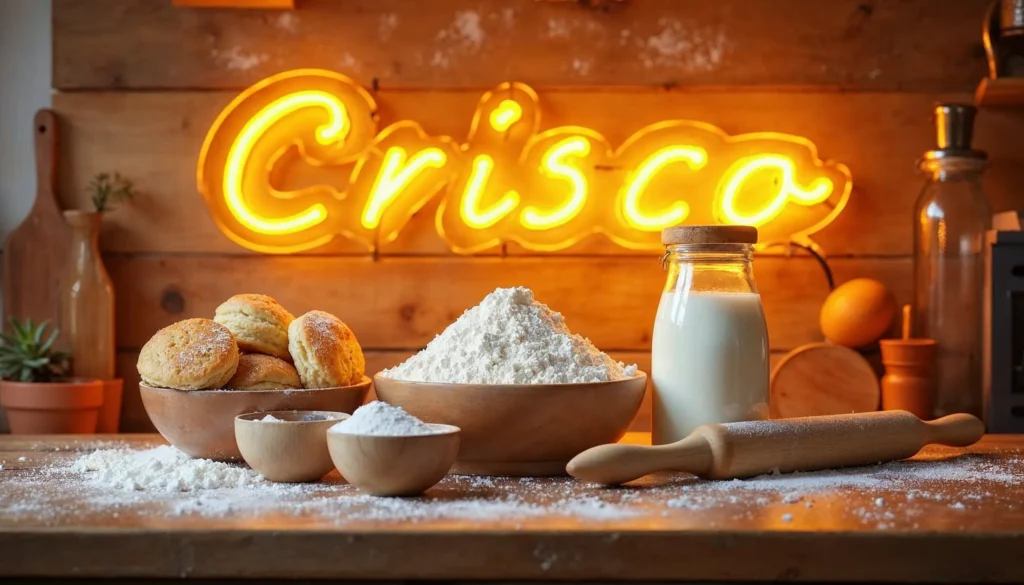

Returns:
172,0,294,7
53,91,1024,257
769,343,882,418
53,0,989,91
2,111,70,329
1,435,1022,581
107,255,910,352
115,350,789,433
98,250,898,432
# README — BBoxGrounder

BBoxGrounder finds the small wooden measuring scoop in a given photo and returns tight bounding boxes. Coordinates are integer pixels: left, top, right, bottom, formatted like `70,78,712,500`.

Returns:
879,305,937,418
566,410,983,485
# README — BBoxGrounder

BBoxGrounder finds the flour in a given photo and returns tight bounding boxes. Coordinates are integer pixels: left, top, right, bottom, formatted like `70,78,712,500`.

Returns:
211,46,269,71
381,287,638,384
330,401,438,436
3,443,1021,530
258,413,330,422
69,446,263,492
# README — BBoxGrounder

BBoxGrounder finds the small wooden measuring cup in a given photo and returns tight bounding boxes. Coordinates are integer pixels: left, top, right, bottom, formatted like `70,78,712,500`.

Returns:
879,305,937,418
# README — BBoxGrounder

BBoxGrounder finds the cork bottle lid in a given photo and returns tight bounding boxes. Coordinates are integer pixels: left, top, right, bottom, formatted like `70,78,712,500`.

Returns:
661,225,758,245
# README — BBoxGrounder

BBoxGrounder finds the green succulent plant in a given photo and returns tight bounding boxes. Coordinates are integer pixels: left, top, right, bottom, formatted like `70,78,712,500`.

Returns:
0,319,70,383
88,172,135,213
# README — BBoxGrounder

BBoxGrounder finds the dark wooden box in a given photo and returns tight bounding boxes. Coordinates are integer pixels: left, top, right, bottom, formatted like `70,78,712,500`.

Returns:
984,223,1024,433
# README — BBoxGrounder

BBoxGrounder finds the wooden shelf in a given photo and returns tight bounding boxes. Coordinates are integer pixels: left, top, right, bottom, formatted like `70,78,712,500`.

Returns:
975,77,1024,107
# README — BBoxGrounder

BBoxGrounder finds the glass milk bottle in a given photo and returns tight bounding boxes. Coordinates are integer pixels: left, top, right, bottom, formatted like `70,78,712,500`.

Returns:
652,225,770,445
913,104,991,417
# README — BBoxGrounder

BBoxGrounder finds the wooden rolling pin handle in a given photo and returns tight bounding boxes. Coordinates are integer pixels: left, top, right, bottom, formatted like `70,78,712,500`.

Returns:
923,413,986,447
565,435,713,486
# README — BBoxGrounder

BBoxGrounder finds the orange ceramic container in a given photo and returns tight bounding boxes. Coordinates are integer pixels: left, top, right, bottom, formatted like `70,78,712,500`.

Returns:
0,378,104,434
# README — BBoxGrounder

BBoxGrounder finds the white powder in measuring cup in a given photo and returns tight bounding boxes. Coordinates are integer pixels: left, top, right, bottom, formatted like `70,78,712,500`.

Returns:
329,401,439,436
380,287,638,384
260,414,283,422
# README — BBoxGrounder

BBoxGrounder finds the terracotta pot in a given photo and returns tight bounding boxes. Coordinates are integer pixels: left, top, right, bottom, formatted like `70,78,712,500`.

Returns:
0,378,104,434
97,378,124,433
880,339,938,419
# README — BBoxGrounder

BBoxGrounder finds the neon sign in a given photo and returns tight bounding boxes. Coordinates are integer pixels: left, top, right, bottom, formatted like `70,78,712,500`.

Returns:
198,69,852,254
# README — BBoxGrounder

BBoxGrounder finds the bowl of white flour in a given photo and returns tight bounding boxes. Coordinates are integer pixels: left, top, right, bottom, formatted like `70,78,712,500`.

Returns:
374,287,646,476
327,401,460,496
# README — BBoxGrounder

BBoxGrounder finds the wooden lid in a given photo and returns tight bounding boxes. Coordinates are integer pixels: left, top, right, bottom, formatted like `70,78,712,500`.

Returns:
661,225,758,245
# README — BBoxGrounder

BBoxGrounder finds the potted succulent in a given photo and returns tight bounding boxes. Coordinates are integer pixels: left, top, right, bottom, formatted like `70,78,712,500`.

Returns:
61,172,135,433
0,318,103,434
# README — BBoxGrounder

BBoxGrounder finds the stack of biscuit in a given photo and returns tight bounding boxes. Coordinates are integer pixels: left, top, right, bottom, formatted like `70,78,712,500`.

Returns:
137,293,365,391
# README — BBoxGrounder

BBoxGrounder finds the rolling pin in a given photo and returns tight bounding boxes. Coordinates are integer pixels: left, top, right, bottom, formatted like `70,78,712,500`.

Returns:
566,410,984,485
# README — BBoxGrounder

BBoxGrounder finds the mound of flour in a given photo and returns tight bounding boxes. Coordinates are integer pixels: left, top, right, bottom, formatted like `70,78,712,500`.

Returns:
330,401,438,436
381,287,638,384
70,446,263,492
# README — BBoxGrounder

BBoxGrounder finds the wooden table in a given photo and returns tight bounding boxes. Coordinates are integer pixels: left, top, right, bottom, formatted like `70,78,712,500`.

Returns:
1,434,1022,583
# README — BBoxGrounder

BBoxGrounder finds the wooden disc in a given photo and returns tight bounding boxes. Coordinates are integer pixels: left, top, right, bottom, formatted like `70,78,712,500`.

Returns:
661,225,758,245
770,342,880,418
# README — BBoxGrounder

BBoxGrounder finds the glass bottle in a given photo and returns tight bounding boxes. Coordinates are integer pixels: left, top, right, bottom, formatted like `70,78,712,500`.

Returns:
60,210,116,381
652,225,769,445
912,104,992,418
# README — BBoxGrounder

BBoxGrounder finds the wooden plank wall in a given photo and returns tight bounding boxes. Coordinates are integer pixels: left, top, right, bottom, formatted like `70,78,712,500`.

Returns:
49,0,1024,433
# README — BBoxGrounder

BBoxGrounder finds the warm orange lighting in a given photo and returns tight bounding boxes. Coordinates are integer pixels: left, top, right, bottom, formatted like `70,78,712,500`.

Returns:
621,146,707,232
461,155,521,229
199,69,852,254
718,155,834,226
224,91,349,235
362,147,447,229
521,137,590,230
489,100,523,132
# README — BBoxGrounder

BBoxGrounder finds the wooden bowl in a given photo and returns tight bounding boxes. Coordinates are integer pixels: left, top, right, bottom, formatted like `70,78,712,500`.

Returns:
235,410,349,482
140,377,371,461
327,424,460,496
372,373,647,476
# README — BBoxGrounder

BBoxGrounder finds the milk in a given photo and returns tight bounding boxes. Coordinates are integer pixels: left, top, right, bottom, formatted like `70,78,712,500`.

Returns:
652,291,770,444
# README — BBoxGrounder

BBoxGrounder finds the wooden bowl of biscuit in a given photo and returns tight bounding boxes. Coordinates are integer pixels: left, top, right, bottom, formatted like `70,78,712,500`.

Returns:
137,294,370,461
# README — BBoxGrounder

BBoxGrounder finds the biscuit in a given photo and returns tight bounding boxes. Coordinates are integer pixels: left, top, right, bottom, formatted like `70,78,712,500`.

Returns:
213,294,294,360
288,310,365,388
226,354,301,391
137,318,239,390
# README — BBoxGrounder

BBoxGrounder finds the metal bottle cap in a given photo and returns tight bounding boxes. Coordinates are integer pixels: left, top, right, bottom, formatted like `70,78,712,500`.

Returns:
925,104,986,160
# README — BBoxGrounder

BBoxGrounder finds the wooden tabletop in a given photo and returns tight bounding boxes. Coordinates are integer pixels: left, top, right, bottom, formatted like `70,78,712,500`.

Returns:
1,433,1023,583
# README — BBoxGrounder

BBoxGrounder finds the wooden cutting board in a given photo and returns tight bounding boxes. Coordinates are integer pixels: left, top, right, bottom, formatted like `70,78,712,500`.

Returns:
769,342,880,418
2,110,69,328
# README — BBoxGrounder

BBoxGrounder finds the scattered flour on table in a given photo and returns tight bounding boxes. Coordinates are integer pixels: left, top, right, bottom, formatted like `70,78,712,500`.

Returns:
330,401,438,436
69,446,263,492
2,443,1021,529
380,287,638,384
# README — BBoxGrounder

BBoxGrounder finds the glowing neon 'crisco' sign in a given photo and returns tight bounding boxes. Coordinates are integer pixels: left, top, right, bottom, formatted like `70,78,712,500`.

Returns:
198,69,852,254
